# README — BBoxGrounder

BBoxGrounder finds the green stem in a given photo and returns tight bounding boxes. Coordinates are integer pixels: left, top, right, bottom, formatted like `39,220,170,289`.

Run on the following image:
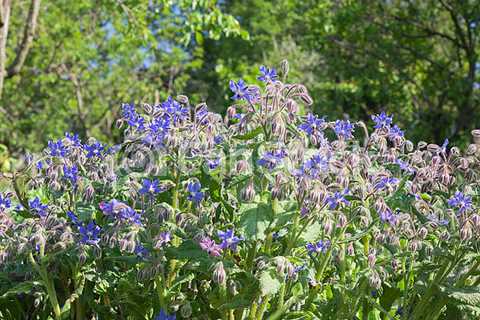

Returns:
256,296,270,320
155,273,167,311
276,282,286,310
29,252,61,319
248,301,258,320
411,259,451,319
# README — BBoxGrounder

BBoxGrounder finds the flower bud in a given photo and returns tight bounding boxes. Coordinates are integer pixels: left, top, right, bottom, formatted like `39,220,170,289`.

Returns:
466,143,477,155
418,227,428,239
227,106,236,119
368,249,376,268
286,262,296,279
347,242,355,256
391,259,399,271
241,180,256,202
324,219,333,236
405,140,414,152
369,272,381,289
440,230,450,241
409,240,421,252
337,214,347,228
213,262,226,286
460,223,473,241
180,302,192,318
236,160,249,173
177,95,189,105
274,256,287,276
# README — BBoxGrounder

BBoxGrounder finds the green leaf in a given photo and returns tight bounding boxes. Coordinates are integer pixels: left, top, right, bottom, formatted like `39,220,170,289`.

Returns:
300,221,323,243
259,269,281,296
0,281,42,299
233,127,263,140
238,202,274,240
440,285,480,306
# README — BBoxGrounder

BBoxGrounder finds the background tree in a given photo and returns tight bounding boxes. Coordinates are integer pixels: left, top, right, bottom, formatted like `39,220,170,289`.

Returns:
1,0,479,160
0,0,245,157
196,0,479,144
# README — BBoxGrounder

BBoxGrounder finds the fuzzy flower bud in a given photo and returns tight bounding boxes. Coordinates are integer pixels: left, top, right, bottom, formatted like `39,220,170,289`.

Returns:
213,262,226,286
368,249,376,268
241,180,256,202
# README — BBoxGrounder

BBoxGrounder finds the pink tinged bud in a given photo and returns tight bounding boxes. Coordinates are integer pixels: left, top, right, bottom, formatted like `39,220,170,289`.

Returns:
274,256,287,275
213,262,226,286
391,259,399,271
369,272,381,289
241,180,256,202
227,106,236,118
236,160,249,173
440,230,450,241
409,240,421,252
368,250,376,268
418,227,428,239
337,214,347,228
460,223,473,241
347,242,355,256
324,219,333,236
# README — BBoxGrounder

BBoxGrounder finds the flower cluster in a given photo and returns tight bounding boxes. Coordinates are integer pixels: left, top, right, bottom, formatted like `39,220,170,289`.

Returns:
1,64,480,320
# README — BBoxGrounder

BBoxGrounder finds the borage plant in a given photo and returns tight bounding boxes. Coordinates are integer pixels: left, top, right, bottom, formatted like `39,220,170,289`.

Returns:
0,62,479,319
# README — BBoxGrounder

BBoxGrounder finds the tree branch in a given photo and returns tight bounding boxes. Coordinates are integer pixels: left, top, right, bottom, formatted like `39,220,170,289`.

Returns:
6,0,41,78
0,0,12,99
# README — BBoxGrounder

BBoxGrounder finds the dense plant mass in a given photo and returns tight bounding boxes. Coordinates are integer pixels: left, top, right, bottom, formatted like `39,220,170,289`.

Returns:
1,64,480,319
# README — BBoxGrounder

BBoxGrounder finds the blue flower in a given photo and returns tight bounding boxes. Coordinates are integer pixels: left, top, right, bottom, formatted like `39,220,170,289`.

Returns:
325,189,350,210
48,139,68,157
229,79,257,102
145,117,171,146
187,181,204,204
395,159,414,174
0,194,11,211
334,120,354,140
118,207,142,225
306,240,330,254
36,161,43,170
122,103,145,131
448,191,473,214
134,243,149,258
298,113,325,138
388,125,404,140
441,138,449,153
67,210,81,226
214,135,224,145
371,112,393,129
207,158,220,170
63,164,79,186
374,177,399,191
257,149,287,170
155,310,176,320
79,221,101,245
257,65,278,83
378,208,397,225
29,197,48,217
99,199,142,225
300,154,329,179
218,229,243,251
84,142,105,158
138,179,162,197
65,132,81,146
161,96,189,124
155,231,171,248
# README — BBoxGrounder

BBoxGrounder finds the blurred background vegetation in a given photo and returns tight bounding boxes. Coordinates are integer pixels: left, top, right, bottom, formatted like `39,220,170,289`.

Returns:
0,0,479,165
